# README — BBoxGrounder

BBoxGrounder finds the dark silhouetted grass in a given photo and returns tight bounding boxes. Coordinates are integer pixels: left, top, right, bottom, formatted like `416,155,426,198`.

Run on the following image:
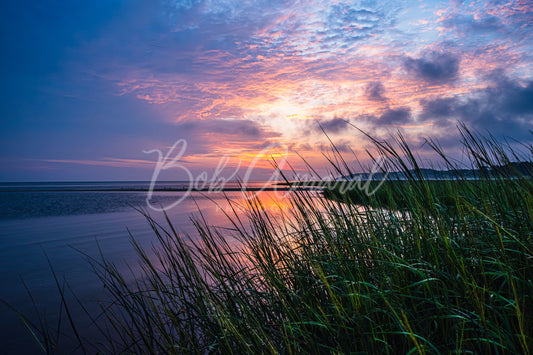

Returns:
20,125,533,354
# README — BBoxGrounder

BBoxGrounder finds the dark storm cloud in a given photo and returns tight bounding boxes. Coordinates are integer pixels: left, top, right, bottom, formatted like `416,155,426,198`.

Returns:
420,73,533,138
404,52,461,84
365,81,387,101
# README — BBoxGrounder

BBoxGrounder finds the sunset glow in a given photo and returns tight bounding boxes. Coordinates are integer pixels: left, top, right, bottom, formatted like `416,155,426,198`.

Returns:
2,0,533,181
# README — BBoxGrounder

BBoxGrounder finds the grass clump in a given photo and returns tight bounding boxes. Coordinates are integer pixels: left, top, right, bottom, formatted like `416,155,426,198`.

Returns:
28,126,533,354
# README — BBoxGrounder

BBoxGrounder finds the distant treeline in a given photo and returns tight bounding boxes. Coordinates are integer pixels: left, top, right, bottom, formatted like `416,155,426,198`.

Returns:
341,161,533,181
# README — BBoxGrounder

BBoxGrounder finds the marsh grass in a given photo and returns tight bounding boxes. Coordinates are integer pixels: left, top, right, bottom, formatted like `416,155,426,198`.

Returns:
22,125,533,354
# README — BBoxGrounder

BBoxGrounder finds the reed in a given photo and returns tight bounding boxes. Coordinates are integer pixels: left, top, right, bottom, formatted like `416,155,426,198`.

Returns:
23,125,533,354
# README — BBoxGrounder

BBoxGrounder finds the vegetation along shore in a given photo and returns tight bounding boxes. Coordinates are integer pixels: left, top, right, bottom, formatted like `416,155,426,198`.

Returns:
19,126,533,354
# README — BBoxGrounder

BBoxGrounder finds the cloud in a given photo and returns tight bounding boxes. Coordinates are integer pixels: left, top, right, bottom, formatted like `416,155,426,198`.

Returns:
178,118,281,139
246,0,401,58
419,72,533,138
365,81,387,101
378,107,412,125
404,52,461,84
7,0,533,181
167,0,199,11
420,97,456,118
314,117,350,134
486,73,533,115
316,141,353,153
444,14,502,33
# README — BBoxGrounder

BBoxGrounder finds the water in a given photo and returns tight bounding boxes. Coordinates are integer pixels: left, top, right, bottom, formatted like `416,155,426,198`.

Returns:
0,181,283,220
0,181,293,354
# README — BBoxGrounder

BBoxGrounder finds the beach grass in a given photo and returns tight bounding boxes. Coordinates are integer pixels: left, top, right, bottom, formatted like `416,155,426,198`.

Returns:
23,125,533,354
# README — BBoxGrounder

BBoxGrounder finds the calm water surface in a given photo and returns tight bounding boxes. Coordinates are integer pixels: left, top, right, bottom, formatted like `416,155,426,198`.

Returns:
0,182,295,354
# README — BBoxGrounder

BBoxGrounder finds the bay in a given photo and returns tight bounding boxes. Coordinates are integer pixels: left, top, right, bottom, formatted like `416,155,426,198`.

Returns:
0,182,293,354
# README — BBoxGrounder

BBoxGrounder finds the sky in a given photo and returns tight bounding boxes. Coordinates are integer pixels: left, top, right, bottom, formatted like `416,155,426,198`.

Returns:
1,0,533,181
